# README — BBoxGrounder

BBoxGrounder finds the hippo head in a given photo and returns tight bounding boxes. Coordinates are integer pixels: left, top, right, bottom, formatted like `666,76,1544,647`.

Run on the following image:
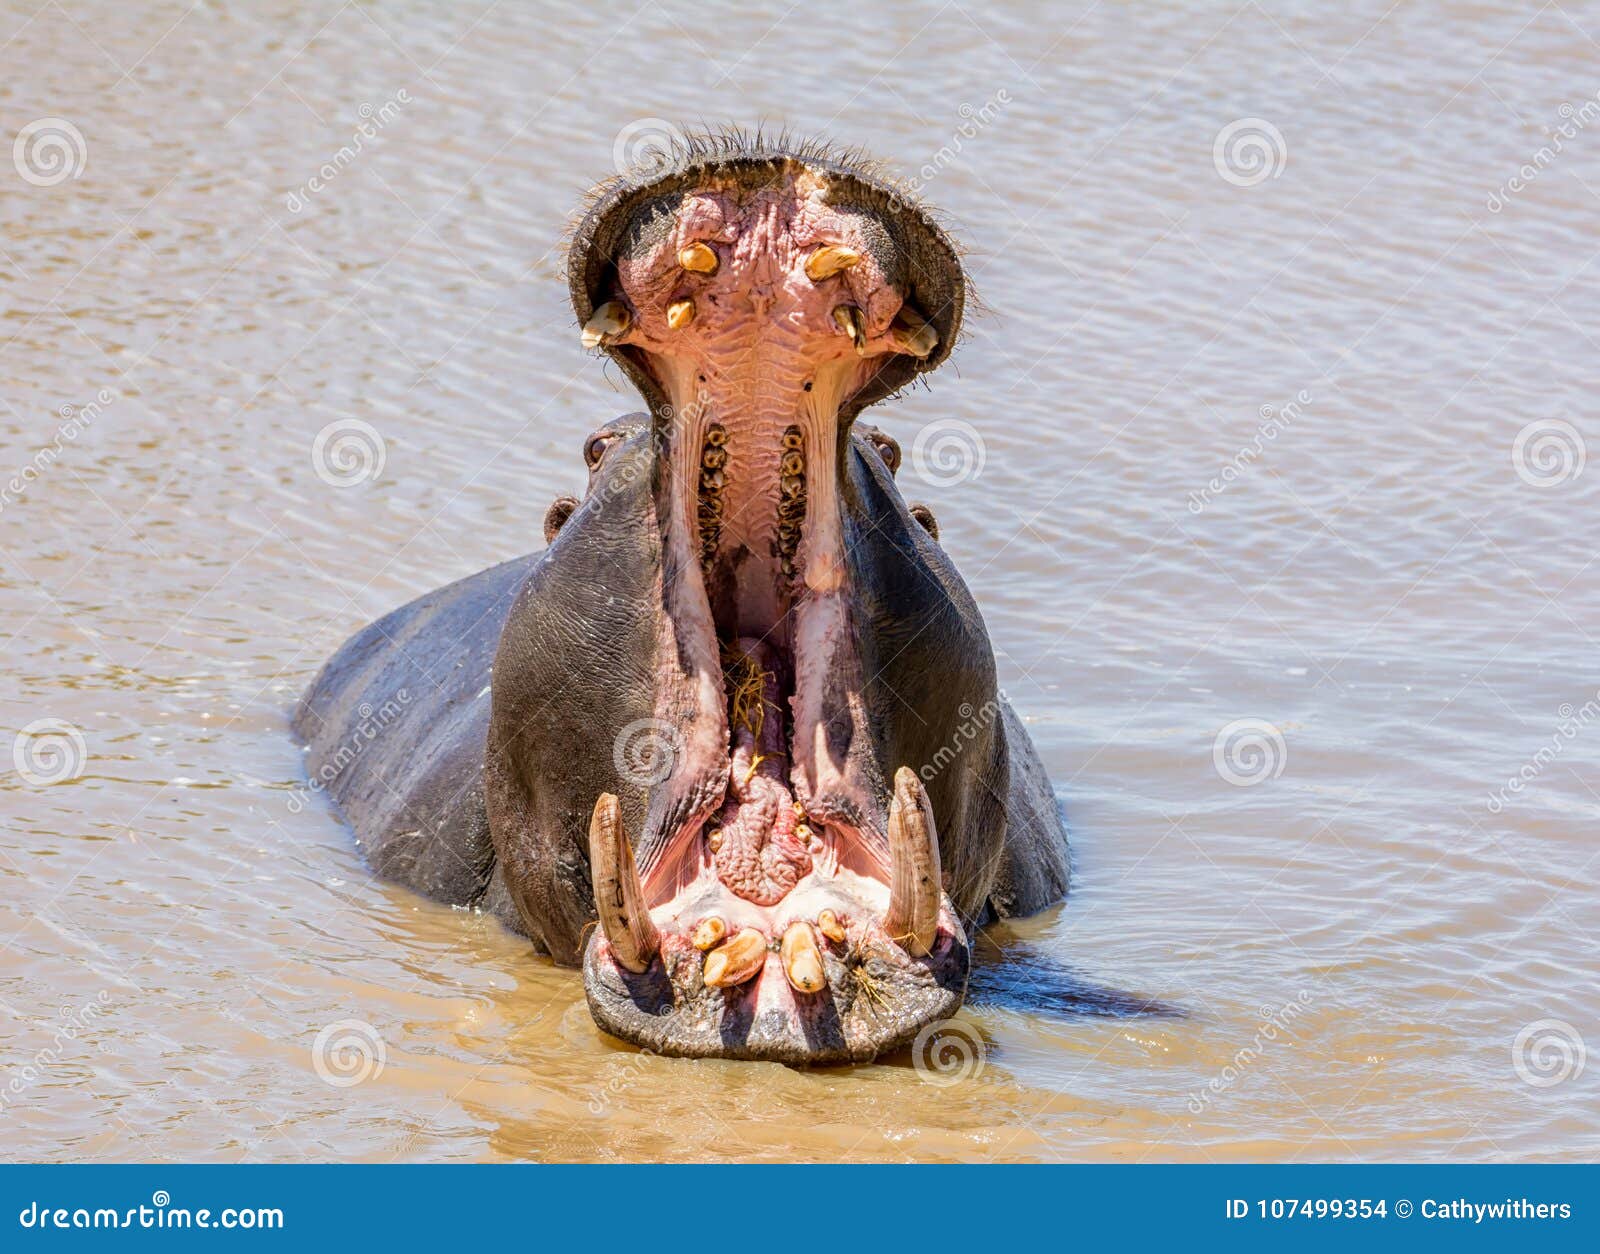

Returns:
486,132,1011,1063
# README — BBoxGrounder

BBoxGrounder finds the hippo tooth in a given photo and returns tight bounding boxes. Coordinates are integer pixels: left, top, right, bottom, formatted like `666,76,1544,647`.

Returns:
883,766,941,958
702,928,767,988
678,242,719,275
587,793,660,973
805,244,861,281
691,916,727,951
667,298,695,331
890,306,939,358
817,909,846,943
780,922,826,994
831,304,867,355
580,300,632,350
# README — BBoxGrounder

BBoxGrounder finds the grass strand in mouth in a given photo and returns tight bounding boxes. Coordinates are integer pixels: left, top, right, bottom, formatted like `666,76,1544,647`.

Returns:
721,644,773,741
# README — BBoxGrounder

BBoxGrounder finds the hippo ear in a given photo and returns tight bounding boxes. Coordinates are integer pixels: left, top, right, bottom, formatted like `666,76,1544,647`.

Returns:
543,496,579,544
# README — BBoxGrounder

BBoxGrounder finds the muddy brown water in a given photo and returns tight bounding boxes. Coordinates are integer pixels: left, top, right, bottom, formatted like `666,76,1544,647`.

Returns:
2,2,1597,1162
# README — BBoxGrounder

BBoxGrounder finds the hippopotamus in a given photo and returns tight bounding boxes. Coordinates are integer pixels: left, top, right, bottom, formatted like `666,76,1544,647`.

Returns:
292,131,1071,1064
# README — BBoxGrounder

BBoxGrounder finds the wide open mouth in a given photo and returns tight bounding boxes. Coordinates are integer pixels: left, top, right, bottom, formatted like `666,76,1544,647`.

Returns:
572,132,970,1063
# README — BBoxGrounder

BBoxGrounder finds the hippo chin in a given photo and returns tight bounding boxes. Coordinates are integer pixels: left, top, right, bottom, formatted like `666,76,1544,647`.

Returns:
293,131,1070,1064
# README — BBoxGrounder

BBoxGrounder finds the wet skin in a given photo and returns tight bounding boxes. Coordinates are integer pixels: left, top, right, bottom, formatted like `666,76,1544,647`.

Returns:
294,133,1070,1063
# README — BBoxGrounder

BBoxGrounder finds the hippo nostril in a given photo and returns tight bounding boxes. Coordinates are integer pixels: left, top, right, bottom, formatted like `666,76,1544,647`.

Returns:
909,503,938,540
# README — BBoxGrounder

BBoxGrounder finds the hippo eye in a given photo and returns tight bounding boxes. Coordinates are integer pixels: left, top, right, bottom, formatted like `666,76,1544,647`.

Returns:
870,432,901,475
584,432,614,469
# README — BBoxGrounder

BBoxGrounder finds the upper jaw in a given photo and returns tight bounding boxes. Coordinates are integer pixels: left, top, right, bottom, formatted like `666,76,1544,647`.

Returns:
568,130,966,424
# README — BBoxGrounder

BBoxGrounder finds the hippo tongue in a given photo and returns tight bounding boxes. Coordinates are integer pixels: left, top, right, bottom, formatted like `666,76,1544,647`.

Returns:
709,638,814,906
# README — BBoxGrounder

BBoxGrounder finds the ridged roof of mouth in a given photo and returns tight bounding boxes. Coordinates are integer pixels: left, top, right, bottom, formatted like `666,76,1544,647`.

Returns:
567,127,967,421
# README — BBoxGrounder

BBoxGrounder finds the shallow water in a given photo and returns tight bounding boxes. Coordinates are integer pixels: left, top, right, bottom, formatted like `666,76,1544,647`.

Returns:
2,0,1597,1162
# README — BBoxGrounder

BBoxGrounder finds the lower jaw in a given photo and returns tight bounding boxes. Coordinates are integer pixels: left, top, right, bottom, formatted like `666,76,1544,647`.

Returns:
582,655,973,1061
579,371,976,1061
582,909,969,1064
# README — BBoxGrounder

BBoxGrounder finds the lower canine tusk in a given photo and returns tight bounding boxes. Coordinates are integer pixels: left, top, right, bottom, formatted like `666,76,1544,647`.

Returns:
587,793,660,973
883,766,941,957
